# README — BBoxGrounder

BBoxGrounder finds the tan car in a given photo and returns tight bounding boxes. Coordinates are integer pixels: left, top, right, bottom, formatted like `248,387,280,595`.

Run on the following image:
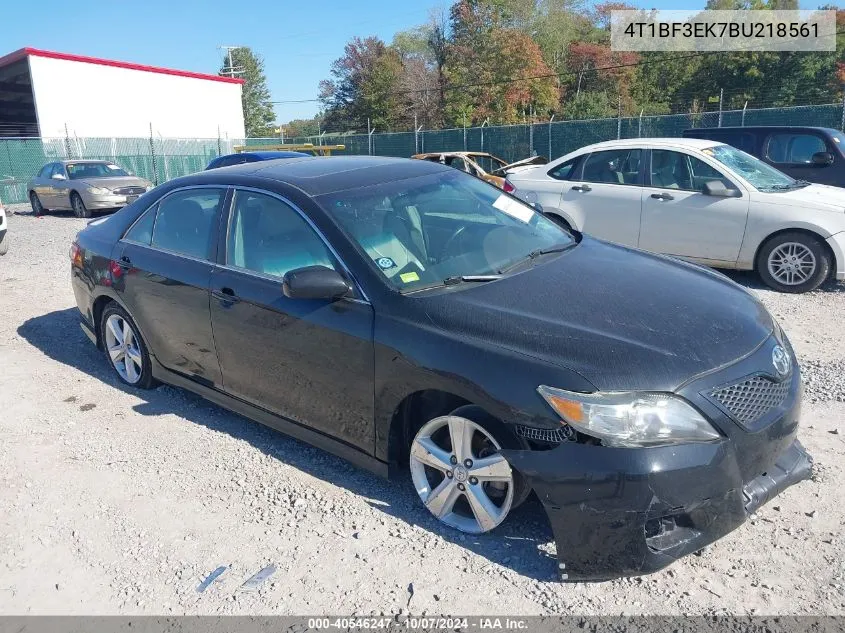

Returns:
28,160,153,218
411,151,547,188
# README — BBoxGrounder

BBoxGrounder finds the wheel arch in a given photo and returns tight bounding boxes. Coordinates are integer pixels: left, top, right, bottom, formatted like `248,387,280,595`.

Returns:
753,227,837,278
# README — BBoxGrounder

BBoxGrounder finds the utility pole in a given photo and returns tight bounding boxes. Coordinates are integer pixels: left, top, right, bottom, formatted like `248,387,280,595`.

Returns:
219,46,245,78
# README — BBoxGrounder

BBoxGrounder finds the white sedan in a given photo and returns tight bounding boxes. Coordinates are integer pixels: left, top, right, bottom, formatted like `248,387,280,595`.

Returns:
505,138,845,293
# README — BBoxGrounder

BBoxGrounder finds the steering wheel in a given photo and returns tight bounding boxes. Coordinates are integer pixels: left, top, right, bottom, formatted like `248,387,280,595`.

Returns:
439,225,469,262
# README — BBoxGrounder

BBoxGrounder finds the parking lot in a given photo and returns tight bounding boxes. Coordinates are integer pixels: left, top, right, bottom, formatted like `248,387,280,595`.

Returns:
0,206,844,616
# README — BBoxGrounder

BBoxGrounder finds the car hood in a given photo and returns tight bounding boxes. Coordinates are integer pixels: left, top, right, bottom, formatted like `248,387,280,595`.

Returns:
78,176,150,190
420,237,774,392
758,183,845,212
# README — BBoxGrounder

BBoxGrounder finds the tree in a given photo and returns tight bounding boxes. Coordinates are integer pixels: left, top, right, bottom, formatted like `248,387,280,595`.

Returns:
220,47,276,138
319,37,404,132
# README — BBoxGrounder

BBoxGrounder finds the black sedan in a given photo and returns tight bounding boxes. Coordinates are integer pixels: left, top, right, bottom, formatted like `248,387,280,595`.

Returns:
70,156,811,580
205,150,311,170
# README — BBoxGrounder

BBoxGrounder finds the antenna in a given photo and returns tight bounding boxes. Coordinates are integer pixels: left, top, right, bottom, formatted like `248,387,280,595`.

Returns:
218,45,246,78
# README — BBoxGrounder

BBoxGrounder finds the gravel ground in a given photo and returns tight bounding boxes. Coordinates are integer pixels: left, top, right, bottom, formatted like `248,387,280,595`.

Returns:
0,205,844,616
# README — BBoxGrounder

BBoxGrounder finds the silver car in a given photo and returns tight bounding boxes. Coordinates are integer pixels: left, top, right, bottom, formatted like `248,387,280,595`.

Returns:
28,160,153,218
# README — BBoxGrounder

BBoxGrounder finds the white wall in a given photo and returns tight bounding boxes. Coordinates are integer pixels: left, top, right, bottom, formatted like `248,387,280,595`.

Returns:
28,55,245,139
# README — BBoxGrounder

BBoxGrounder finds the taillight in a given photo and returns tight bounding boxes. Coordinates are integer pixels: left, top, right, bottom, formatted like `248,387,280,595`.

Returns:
503,180,515,193
70,242,83,268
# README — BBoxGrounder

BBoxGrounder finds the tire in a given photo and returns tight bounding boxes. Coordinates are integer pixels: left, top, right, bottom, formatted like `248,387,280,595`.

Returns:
71,192,91,218
99,303,157,389
757,232,831,294
30,192,45,216
408,405,529,534
0,231,7,255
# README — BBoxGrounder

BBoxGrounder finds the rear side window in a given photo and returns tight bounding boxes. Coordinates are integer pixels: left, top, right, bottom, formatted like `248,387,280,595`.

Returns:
151,188,225,259
548,158,578,181
581,149,641,185
766,133,826,164
124,207,157,245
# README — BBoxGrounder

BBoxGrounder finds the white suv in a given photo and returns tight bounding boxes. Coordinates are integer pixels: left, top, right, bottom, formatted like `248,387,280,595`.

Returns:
505,138,845,293
0,196,7,255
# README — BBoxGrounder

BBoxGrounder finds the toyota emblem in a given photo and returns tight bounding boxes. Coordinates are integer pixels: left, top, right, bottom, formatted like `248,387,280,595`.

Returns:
772,345,791,378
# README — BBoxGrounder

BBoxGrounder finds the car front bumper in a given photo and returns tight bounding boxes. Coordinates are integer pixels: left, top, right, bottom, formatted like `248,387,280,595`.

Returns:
501,334,812,581
80,192,141,209
827,231,845,281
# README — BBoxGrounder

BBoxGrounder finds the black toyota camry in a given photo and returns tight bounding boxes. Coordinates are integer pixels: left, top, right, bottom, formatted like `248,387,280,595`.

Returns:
70,156,811,581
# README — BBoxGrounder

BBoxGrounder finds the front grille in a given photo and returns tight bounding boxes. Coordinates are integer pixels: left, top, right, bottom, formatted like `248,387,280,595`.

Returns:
515,424,571,443
113,186,145,195
708,375,790,427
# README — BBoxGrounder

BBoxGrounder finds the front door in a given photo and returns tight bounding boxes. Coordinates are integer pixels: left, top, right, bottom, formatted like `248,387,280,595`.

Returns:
639,149,749,264
559,148,643,246
762,131,839,186
114,186,228,386
209,188,375,451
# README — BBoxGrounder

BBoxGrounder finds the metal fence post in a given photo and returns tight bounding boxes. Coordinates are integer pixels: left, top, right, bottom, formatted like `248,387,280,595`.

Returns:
617,96,622,139
149,122,158,186
548,115,554,159
718,88,724,127
638,109,643,138
841,92,845,132
415,125,423,154
742,101,748,127
529,122,534,156
480,119,489,153
64,123,72,159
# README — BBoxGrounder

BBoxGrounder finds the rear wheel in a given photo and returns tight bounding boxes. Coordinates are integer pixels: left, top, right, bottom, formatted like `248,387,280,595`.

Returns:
100,303,156,389
71,192,91,218
757,232,831,294
30,192,44,216
409,406,528,533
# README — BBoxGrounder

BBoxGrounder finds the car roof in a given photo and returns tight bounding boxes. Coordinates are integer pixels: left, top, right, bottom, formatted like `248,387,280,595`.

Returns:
228,151,311,159
572,137,723,153
413,152,497,159
193,155,451,196
59,159,114,164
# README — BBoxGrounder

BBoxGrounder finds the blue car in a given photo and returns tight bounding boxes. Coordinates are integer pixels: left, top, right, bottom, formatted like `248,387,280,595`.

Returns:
205,151,310,170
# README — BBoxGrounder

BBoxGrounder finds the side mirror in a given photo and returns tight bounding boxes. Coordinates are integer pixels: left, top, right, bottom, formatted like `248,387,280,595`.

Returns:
51,173,66,181
282,265,352,300
811,151,834,166
702,180,741,198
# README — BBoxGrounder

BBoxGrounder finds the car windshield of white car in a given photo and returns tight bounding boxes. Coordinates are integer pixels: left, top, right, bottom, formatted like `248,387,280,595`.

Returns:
66,163,130,180
704,145,806,192
316,169,573,293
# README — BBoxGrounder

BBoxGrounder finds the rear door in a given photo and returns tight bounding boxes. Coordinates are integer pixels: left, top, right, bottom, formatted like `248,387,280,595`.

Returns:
114,186,228,387
762,131,838,185
559,148,643,246
32,164,55,206
639,149,749,264
209,188,375,450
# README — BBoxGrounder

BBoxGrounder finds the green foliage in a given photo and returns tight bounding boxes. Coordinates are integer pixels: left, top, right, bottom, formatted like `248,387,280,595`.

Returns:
219,48,276,138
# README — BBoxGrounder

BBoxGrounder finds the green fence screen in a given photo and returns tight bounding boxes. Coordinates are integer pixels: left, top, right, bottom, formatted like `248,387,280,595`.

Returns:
2,103,842,205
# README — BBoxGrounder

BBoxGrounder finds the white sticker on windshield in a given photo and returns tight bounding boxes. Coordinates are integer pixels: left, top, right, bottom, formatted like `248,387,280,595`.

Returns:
107,164,120,170
492,194,533,223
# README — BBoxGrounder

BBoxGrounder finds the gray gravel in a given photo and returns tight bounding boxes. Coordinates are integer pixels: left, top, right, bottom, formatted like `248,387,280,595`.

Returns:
0,205,843,615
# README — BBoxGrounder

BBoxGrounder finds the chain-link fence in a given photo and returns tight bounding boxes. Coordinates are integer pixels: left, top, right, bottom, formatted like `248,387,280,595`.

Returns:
2,102,843,205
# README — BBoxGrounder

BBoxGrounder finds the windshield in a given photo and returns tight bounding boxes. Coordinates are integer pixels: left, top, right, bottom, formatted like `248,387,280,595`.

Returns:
67,163,130,179
703,145,800,191
316,170,573,292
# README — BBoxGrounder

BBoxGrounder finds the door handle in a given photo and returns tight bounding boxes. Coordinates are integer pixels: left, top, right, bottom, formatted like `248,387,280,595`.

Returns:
571,184,592,192
212,287,240,304
116,255,132,268
650,192,674,201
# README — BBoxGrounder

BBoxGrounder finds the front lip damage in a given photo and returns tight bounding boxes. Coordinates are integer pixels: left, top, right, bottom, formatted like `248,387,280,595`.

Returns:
499,438,812,582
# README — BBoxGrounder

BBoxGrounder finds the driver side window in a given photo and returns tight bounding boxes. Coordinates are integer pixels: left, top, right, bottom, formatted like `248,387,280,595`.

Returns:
226,190,335,279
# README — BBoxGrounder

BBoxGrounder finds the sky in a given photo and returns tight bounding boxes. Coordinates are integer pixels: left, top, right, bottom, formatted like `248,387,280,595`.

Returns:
0,0,823,124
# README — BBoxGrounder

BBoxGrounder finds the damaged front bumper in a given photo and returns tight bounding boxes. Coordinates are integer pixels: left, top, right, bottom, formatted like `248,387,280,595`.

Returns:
501,337,812,581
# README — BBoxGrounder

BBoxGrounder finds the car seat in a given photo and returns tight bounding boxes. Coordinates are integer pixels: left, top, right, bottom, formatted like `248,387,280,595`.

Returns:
155,199,210,259
651,152,682,189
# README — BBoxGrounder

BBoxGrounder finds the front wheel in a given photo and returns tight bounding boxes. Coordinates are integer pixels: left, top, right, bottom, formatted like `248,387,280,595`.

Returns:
757,232,831,293
0,231,7,255
71,192,91,218
30,192,44,216
100,303,156,389
409,408,526,533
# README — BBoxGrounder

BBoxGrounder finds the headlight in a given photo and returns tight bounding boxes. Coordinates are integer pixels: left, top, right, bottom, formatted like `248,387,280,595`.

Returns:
537,385,721,448
87,186,111,195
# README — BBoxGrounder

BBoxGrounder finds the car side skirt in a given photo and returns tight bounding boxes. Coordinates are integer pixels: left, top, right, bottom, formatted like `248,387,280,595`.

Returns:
149,356,390,479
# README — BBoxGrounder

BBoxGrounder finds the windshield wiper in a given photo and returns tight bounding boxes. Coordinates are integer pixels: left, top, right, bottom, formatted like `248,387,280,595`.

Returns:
497,243,574,275
442,275,502,285
769,179,811,191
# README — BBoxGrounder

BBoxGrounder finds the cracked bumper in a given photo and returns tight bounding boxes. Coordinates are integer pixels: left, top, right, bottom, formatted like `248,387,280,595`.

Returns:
501,361,812,581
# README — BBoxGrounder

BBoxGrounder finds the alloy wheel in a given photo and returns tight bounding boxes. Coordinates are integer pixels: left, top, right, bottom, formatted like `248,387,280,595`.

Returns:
767,242,817,286
104,314,144,384
30,193,43,215
410,415,514,534
72,195,86,218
